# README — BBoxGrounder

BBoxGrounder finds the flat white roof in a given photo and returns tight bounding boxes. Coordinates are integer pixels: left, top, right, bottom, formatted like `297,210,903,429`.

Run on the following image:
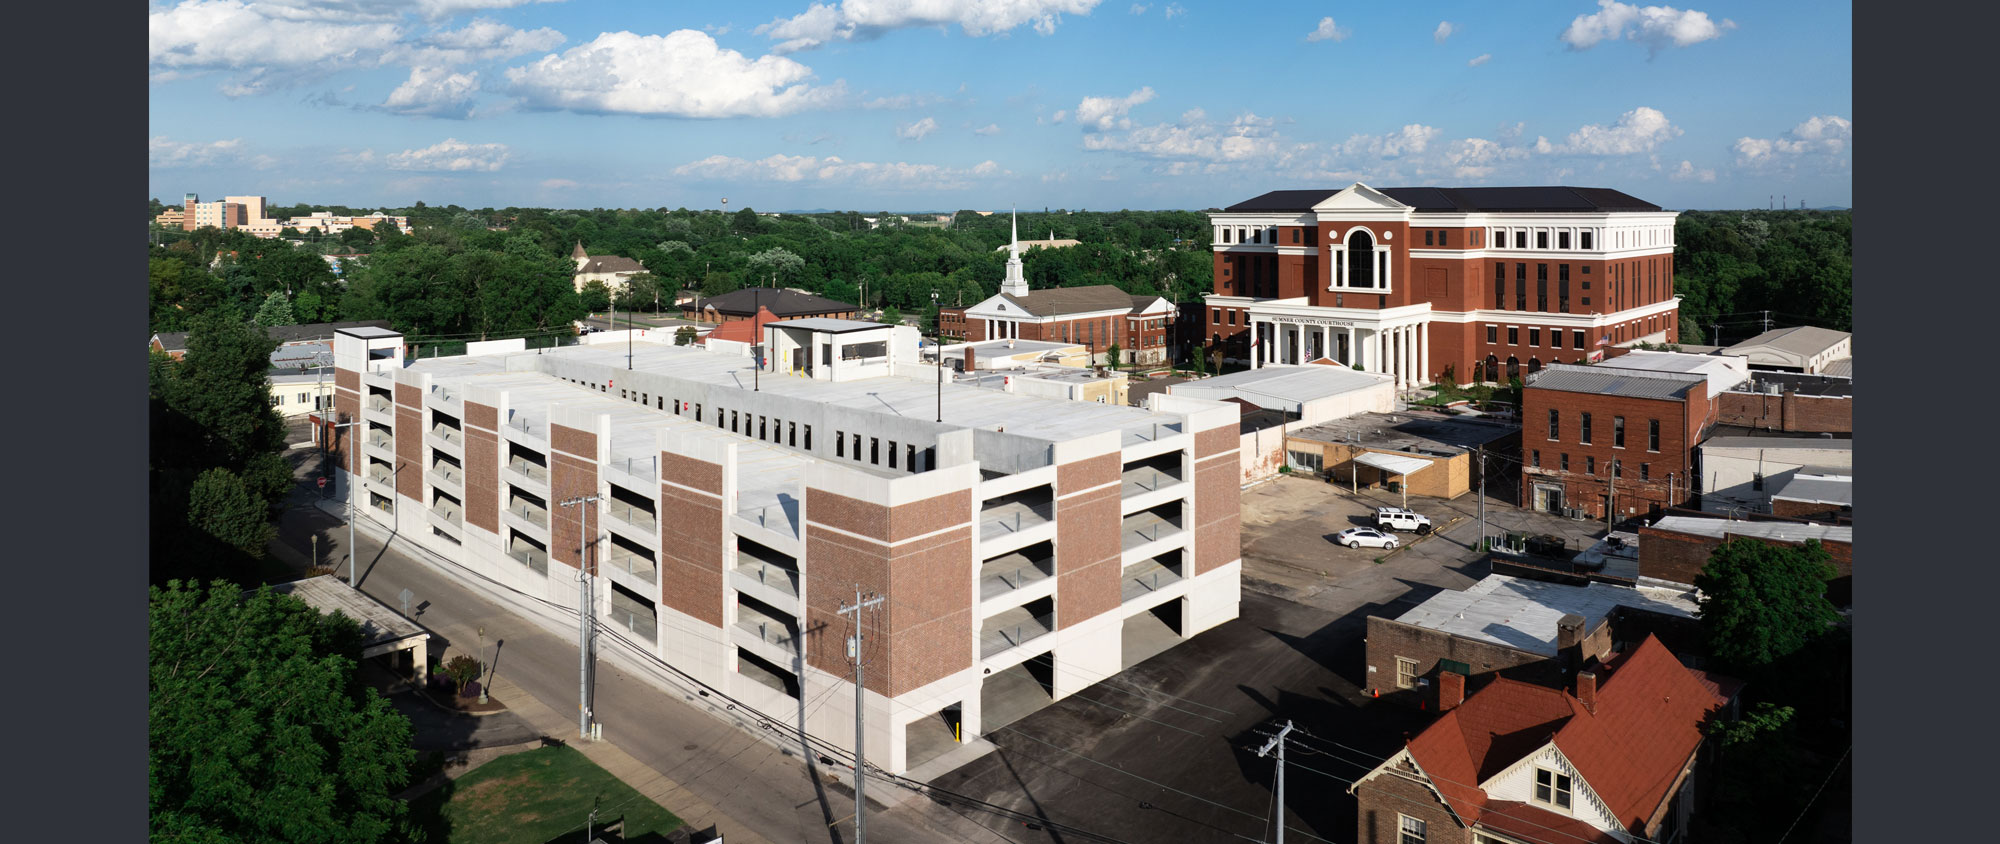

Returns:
1352,451,1434,476
774,318,885,333
269,576,428,650
1648,514,1852,545
1167,365,1389,410
1393,574,1695,657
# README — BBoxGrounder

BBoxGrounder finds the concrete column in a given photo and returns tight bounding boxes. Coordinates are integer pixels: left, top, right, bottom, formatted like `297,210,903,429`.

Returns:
1419,322,1430,385
1321,325,1332,363
1249,319,1262,369
1346,326,1357,367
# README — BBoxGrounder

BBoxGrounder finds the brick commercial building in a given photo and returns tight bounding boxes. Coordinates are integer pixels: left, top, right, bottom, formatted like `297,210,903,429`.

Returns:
1351,635,1733,844
1363,574,1698,708
1695,436,1851,517
320,321,1243,775
939,212,1178,366
681,286,860,324
1638,514,1852,603
1712,371,1852,434
1520,363,1722,521
1204,184,1682,390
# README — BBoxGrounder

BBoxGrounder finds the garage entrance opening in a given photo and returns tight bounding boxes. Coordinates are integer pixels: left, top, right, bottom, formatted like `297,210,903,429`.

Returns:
904,702,964,770
981,653,1055,732
1120,599,1186,670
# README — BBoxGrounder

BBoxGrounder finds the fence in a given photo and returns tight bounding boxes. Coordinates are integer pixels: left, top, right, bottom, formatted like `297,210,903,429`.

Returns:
979,613,1054,658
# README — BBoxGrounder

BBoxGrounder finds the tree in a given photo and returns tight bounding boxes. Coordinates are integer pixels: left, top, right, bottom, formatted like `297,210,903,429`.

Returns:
1694,538,1839,670
878,305,903,325
187,467,277,557
1106,342,1123,369
253,291,296,327
579,279,611,313
745,246,805,286
150,580,417,844
675,325,698,346
339,225,378,249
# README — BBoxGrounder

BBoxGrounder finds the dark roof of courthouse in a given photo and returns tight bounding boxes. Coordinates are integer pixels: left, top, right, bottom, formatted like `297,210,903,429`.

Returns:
1224,186,1662,213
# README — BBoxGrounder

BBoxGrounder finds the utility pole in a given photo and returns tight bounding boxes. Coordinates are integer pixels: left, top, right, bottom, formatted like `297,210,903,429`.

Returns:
1606,464,1616,533
324,413,363,588
838,587,885,844
559,494,601,740
932,290,943,422
1255,720,1295,844
1476,445,1487,551
1761,310,1771,333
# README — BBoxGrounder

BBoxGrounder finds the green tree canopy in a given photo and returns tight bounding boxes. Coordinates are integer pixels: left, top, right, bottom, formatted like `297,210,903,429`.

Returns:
150,580,417,843
1694,538,1839,670
253,291,295,327
579,279,612,313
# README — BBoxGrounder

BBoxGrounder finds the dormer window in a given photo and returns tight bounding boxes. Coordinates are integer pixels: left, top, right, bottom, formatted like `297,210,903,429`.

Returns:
1534,768,1573,810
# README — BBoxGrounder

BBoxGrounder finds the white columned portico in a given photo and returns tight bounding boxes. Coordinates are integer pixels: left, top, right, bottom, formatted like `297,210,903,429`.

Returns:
1419,322,1429,385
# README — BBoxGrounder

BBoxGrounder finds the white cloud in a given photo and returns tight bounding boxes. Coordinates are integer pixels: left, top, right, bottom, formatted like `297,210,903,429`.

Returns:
1129,3,1148,13
1734,115,1851,166
504,30,844,117
1305,17,1349,43
380,66,481,116
1050,109,1069,124
860,92,952,109
755,0,1102,54
1075,87,1155,130
975,123,1003,136
1083,110,1290,164
896,116,939,140
1670,160,1716,182
149,135,278,169
397,17,563,65
386,137,510,171
1560,1,1736,53
1468,53,1492,66
1164,3,1185,19
671,153,1006,189
1535,106,1681,155
1337,125,1443,159
541,178,579,189
1434,21,1454,43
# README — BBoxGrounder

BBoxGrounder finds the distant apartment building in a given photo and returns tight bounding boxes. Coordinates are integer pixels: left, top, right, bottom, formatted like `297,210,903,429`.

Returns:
282,211,413,237
1203,184,1682,390
167,196,413,238
940,213,1177,366
318,321,1244,775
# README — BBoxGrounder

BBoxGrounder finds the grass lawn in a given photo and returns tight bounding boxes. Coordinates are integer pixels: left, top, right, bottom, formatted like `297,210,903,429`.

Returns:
409,745,683,844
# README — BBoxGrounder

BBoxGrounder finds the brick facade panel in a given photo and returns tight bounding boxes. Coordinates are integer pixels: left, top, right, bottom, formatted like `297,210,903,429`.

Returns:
464,400,498,431
887,612,975,697
395,382,421,408
661,451,723,494
888,490,973,543
1056,557,1123,629
1638,523,1854,588
549,451,597,570
1521,385,1699,519
808,489,889,542
1193,513,1241,575
1057,454,1120,496
658,484,723,627
335,368,359,392
803,529,892,687
333,392,359,473
552,423,597,462
1714,391,1852,434
395,407,423,501
885,528,974,633
1195,427,1236,459
463,427,500,533
1363,616,1555,705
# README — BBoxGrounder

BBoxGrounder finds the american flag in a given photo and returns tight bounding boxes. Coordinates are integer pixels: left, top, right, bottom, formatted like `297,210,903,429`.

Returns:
1594,334,1610,347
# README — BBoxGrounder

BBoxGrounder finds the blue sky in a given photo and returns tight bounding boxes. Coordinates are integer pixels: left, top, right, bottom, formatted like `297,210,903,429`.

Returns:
148,1,1852,211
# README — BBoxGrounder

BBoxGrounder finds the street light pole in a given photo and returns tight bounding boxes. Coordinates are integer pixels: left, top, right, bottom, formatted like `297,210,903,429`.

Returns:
323,413,364,588
932,290,942,423
558,495,601,740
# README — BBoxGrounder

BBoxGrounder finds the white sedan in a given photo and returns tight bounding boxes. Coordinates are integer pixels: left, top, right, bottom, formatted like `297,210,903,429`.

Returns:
1334,527,1400,550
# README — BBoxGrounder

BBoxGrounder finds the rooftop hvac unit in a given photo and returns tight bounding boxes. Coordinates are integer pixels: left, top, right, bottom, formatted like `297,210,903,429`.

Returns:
1765,382,1782,395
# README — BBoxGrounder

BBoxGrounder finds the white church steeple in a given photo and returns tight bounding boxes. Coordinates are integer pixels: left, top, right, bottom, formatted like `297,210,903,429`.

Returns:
1001,206,1029,297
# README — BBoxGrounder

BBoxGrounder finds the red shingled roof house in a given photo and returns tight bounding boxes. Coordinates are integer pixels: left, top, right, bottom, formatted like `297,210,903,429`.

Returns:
1350,635,1732,844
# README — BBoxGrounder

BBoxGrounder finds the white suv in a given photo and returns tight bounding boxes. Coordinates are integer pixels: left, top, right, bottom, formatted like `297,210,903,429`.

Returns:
1375,507,1434,534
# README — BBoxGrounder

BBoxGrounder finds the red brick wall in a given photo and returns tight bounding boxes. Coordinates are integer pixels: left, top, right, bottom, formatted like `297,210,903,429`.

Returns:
1714,391,1852,434
659,451,724,625
1055,485,1122,628
802,526,892,688
1191,433,1241,576
805,488,976,695
333,389,359,473
463,404,500,533
1520,384,1704,519
1355,769,1468,844
549,423,598,570
1770,498,1851,522
395,405,424,502
1363,616,1556,704
1639,523,1852,590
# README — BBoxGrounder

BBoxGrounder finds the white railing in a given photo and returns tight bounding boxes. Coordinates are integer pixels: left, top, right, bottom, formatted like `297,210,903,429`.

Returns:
366,431,393,450
428,463,462,487
980,613,1054,658
367,395,392,412
735,560,799,598
980,558,1054,600
611,455,658,480
1122,466,1183,494
507,500,548,528
430,424,462,446
608,549,658,584
507,457,549,483
608,500,656,533
735,615,798,649
507,545,548,574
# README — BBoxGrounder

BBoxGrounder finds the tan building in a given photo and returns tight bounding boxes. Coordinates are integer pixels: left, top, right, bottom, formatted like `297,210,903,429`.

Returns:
154,207,186,228
572,242,649,292
1281,410,1518,502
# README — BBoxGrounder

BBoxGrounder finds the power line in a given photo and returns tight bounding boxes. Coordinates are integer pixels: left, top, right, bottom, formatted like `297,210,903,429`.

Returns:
1775,745,1849,844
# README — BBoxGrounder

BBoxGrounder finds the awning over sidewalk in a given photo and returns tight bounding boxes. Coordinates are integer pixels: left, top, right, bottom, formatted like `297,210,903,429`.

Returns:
1351,451,1433,478
271,575,432,681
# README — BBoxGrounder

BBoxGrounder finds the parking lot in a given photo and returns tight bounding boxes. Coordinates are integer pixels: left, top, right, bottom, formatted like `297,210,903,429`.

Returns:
910,475,1614,843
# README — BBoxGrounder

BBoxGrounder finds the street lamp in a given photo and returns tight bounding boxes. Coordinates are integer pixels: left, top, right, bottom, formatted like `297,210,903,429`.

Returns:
932,290,942,423
320,412,363,589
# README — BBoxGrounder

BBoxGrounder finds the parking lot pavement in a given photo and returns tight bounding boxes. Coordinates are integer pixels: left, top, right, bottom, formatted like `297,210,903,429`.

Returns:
1125,374,1190,407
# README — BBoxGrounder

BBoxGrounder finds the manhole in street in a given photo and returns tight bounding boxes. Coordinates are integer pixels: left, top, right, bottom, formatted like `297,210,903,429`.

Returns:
683,744,698,751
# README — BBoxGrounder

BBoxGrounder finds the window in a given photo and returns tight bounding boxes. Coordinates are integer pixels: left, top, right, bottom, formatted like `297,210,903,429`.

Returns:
1212,309,1221,325
1561,453,1570,472
1251,227,1261,244
270,395,282,406
1395,657,1418,689
1613,416,1626,448
1587,455,1596,475
1573,329,1586,348
1494,263,1506,309
1649,419,1661,452
1228,310,1237,325
1559,264,1571,313
1516,263,1527,310
1535,768,1573,810
1514,230,1527,249
1529,328,1541,347
1641,462,1651,481
1537,231,1549,249
1292,228,1300,244
888,440,898,469
1347,230,1376,288
870,437,880,464
1439,230,1448,247
1508,326,1519,345
1473,230,1482,247
1551,329,1564,349
1580,412,1593,445
1425,230,1434,246
1399,815,1427,844
1548,409,1560,440
1537,264,1548,311
1611,459,1622,479
1220,228,1230,244
1487,325,1498,344
1581,231,1594,250
1532,449,1541,468
1559,231,1571,250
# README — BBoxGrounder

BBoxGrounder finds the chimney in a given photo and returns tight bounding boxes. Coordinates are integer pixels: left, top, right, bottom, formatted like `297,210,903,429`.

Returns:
1576,671,1598,714
964,346,977,372
1556,613,1587,676
1439,671,1466,712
